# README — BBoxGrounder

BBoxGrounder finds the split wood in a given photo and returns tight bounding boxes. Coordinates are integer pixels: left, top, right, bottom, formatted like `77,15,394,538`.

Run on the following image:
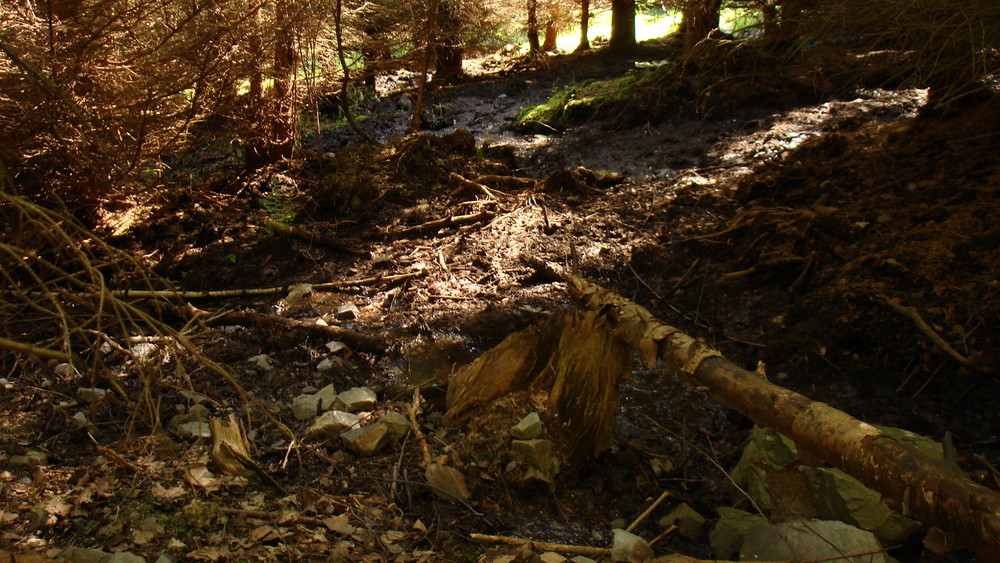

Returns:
566,275,1000,559
469,533,610,557
880,294,994,374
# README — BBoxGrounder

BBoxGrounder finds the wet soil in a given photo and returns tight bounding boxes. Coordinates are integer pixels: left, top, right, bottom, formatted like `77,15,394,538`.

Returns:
2,45,998,562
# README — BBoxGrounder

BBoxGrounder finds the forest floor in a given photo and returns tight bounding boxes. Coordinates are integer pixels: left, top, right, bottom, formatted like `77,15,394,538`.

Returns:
2,43,999,562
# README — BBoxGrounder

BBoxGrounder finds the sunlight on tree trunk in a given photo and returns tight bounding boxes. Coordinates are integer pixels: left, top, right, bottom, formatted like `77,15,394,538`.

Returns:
608,0,636,54
527,0,541,54
682,0,721,58
575,0,591,52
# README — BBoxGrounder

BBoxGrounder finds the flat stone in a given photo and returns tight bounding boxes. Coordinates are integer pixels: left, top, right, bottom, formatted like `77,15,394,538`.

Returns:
658,502,706,540
325,340,349,354
380,411,412,439
336,303,359,320
292,394,321,421
510,412,542,439
740,518,887,562
102,553,146,563
333,387,377,412
341,423,389,456
709,506,767,560
176,421,211,440
188,404,210,420
11,450,48,467
425,463,470,502
56,546,110,563
611,529,653,563
315,384,338,411
307,410,360,439
77,387,107,404
248,354,274,371
511,439,559,477
317,358,337,372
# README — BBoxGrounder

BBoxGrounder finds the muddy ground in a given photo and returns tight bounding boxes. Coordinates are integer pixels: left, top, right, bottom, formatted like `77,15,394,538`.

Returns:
2,45,998,562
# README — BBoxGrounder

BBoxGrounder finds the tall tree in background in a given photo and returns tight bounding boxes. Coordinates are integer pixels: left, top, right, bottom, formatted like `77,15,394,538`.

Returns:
527,0,542,54
434,0,465,81
608,0,636,54
681,0,721,57
246,0,298,168
575,0,591,52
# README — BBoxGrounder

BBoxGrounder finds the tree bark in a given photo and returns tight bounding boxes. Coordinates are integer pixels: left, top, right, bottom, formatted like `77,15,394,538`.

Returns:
681,0,721,57
575,0,590,52
608,0,636,54
433,0,464,83
565,274,1000,559
527,0,541,54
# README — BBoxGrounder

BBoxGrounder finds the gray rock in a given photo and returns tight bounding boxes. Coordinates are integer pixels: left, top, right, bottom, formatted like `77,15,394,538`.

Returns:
28,502,48,530
248,354,274,371
316,358,337,372
57,546,110,562
336,303,359,320
292,393,321,420
610,529,653,563
176,421,211,440
315,384,338,411
10,450,48,467
740,518,887,562
307,410,360,439
341,423,389,456
425,463,470,502
510,412,543,439
333,386,377,412
511,439,559,477
101,553,146,563
709,506,767,559
187,403,210,420
733,424,927,545
325,340,349,354
77,387,107,404
658,502,706,540
379,411,412,439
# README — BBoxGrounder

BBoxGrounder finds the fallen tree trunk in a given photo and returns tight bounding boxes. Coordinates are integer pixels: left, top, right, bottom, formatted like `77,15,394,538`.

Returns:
565,274,1000,559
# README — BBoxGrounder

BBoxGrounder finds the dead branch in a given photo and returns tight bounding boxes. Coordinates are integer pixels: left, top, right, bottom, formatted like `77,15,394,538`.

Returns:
388,210,496,239
566,275,1000,559
474,175,537,191
408,388,432,467
627,490,671,532
880,295,994,374
159,302,388,354
264,220,362,255
448,172,507,199
102,270,427,300
0,336,72,361
469,533,610,557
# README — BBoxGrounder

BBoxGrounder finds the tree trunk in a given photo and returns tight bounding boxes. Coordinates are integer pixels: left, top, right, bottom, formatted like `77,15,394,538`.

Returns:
527,0,541,54
575,0,590,52
607,0,636,54
565,274,1000,560
542,18,558,52
245,1,296,168
433,0,464,82
682,0,721,57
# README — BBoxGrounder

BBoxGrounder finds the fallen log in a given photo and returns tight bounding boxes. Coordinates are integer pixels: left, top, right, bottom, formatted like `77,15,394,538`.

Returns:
564,274,1000,559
